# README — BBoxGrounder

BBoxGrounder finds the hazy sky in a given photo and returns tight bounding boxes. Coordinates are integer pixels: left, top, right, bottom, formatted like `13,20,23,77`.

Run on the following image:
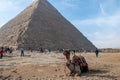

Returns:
0,0,120,48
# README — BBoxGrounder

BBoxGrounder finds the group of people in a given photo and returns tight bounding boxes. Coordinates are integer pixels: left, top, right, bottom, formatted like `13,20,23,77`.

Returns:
28,47,51,54
0,47,14,59
20,47,53,57
0,46,99,60
0,47,25,58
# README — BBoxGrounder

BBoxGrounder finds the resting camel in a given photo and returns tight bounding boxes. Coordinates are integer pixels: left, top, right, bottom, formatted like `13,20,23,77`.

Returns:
63,50,88,76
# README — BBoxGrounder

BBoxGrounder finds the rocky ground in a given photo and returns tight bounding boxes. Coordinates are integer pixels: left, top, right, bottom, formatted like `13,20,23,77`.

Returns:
0,51,120,80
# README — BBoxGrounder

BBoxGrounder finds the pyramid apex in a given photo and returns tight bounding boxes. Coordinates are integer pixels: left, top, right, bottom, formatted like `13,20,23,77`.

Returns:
33,0,46,2
32,0,48,4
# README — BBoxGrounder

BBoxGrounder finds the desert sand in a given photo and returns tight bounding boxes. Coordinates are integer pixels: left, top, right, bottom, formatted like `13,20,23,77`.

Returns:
0,51,120,80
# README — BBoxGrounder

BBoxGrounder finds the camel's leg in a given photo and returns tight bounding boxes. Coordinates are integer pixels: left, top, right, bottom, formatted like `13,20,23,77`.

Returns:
67,63,75,76
75,65,81,76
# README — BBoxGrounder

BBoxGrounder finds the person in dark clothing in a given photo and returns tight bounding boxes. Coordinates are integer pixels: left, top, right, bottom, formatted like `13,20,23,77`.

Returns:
95,48,99,57
20,48,24,57
40,48,44,53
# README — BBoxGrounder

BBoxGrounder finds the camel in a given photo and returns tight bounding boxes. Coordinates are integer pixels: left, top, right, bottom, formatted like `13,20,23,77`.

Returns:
63,50,88,76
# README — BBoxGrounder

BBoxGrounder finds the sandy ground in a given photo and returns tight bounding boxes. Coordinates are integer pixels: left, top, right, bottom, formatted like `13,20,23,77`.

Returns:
0,51,120,80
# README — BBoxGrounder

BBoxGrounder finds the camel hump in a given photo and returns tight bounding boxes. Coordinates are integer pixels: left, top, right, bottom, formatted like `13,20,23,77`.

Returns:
72,55,81,63
72,55,87,65
79,55,87,62
71,55,89,73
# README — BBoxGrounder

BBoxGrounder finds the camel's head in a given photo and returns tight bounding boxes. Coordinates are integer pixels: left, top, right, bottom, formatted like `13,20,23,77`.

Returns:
63,50,71,61
63,50,68,55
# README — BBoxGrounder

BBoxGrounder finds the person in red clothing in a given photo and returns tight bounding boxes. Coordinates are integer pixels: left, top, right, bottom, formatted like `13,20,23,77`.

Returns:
0,47,5,59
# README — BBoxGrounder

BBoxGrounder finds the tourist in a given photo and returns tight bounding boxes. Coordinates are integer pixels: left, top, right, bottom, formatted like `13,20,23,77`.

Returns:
40,48,44,53
44,49,48,54
0,47,5,59
9,47,13,53
20,48,24,57
95,48,99,57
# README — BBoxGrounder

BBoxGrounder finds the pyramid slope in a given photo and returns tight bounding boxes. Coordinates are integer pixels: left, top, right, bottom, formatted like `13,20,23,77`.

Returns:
0,0,38,48
0,0,96,50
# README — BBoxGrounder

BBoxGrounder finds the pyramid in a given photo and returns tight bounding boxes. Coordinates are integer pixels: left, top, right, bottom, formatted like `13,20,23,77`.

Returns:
0,0,96,50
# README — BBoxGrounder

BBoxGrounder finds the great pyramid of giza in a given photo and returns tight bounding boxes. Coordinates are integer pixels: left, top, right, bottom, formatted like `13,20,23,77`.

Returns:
0,0,96,50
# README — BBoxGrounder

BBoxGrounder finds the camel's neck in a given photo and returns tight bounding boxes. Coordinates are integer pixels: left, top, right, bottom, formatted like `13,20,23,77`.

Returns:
67,59,71,63
65,55,71,62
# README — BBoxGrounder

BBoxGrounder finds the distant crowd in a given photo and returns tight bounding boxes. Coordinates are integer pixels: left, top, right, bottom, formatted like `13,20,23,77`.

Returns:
0,46,14,59
0,46,99,59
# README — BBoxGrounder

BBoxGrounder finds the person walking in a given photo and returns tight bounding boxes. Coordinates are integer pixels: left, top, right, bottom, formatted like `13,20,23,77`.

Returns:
95,48,99,57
